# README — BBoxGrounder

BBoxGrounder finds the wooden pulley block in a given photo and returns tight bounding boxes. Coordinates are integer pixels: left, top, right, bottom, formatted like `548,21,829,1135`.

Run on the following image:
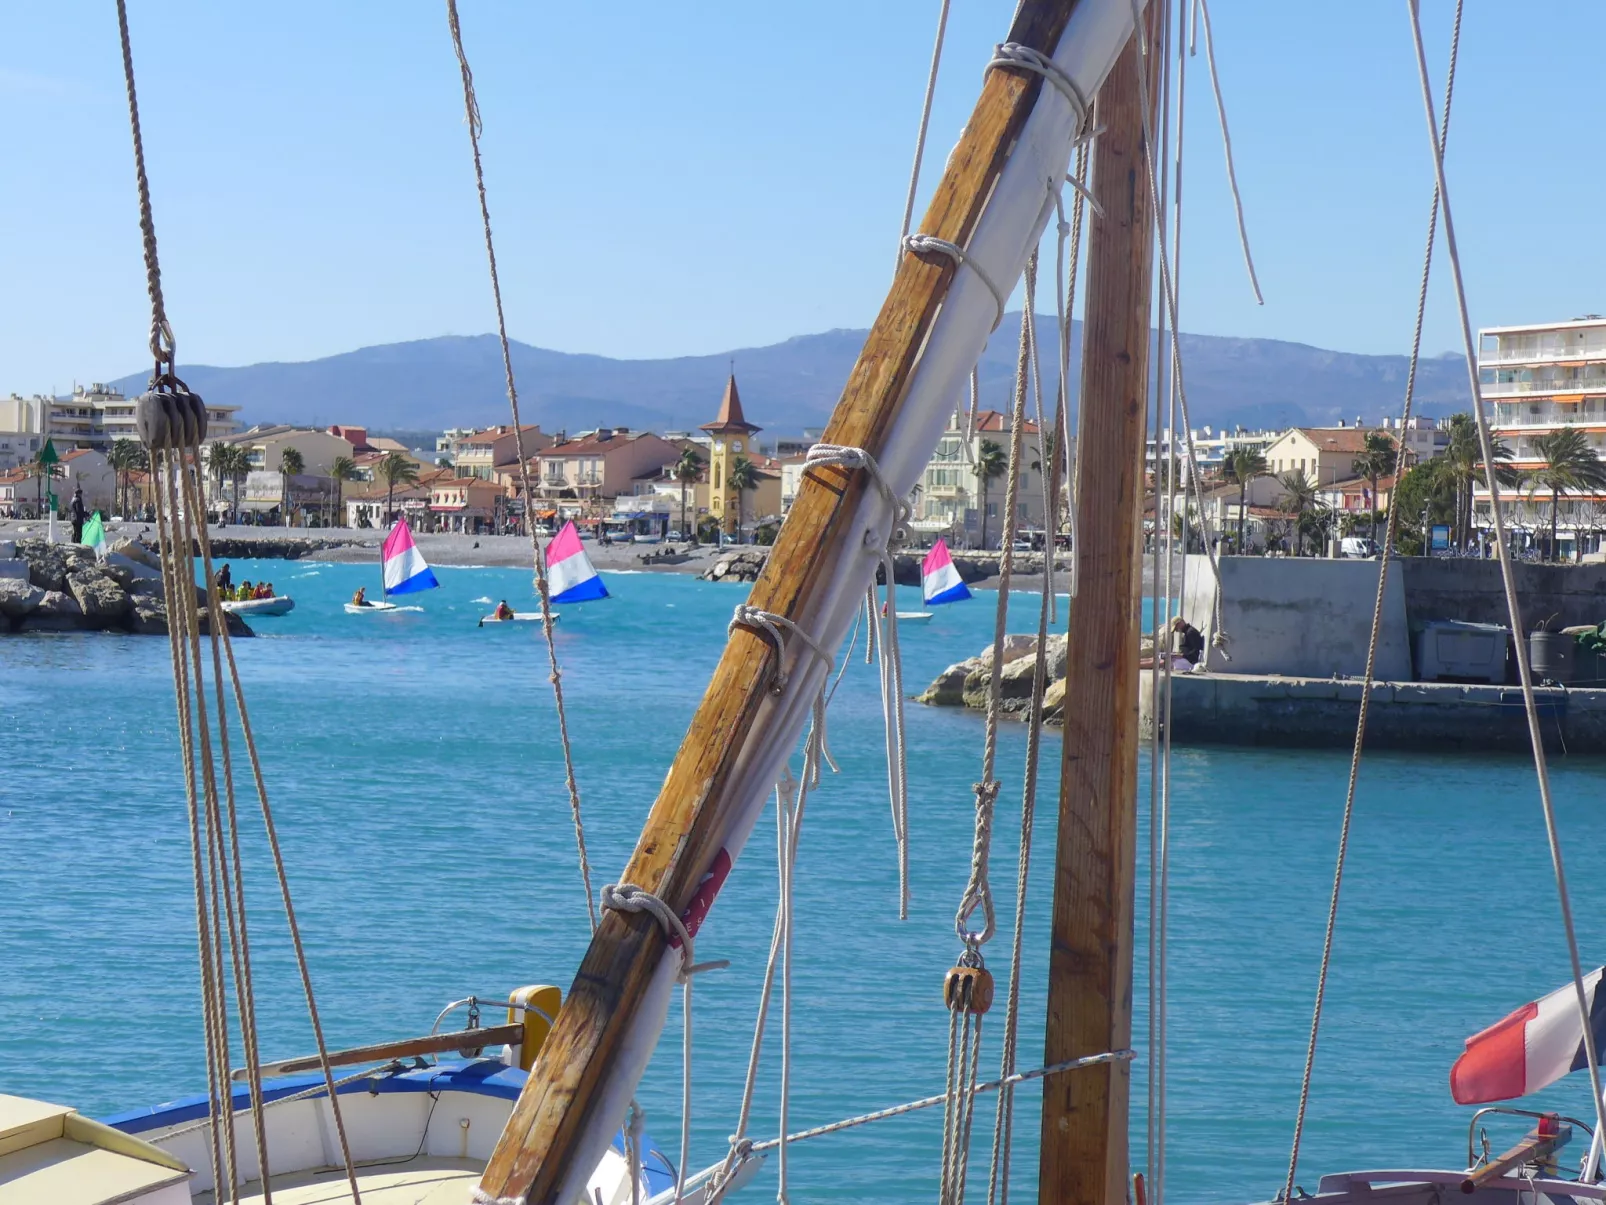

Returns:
944,964,994,1015
134,382,208,452
134,390,172,451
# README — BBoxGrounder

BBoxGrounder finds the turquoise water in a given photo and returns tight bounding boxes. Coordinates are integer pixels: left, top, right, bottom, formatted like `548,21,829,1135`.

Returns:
4,561,1606,1203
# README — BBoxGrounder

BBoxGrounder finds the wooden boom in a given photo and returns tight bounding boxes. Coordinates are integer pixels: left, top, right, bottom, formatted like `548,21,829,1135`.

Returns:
231,1024,525,1081
1038,8,1159,1205
477,2,1092,1201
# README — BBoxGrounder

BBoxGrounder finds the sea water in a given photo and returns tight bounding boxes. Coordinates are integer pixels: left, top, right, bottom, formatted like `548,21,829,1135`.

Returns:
3,561,1606,1204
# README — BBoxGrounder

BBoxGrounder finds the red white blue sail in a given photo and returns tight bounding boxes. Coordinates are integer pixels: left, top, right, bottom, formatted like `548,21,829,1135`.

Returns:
382,519,439,596
1451,966,1606,1104
922,537,971,606
546,521,608,603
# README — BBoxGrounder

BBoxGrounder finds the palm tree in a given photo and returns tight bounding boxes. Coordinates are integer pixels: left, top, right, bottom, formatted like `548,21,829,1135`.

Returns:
672,447,704,542
727,454,759,542
218,444,251,524
1351,430,1397,544
108,437,147,520
278,447,305,526
1441,413,1517,549
1524,427,1606,561
378,451,420,526
974,439,1008,549
329,455,358,528
1277,470,1319,556
1222,447,1268,553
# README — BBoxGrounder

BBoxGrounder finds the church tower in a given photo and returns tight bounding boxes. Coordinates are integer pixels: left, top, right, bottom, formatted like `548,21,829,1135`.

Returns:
701,374,760,536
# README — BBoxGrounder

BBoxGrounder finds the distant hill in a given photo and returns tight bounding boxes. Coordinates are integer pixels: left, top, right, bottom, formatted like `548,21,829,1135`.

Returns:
109,319,1473,440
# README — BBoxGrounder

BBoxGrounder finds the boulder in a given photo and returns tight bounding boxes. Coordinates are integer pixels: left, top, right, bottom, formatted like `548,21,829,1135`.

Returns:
35,590,83,619
915,658,982,707
101,551,163,588
0,538,14,559
108,538,161,569
128,578,164,599
1041,677,1068,724
67,571,132,626
0,578,44,619
129,598,167,636
18,540,68,592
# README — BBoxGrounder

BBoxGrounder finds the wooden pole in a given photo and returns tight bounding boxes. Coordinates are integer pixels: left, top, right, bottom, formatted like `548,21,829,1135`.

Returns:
1038,8,1159,1205
477,3,1087,1201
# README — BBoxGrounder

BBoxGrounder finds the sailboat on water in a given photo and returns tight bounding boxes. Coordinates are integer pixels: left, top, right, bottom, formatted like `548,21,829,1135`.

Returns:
479,520,604,625
344,518,437,614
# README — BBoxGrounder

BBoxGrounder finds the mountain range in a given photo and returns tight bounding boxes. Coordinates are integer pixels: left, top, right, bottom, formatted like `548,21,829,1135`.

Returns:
108,318,1473,441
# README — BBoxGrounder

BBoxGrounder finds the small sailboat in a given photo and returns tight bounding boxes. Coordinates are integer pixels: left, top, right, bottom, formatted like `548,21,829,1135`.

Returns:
481,522,605,624
345,518,438,614
893,536,973,622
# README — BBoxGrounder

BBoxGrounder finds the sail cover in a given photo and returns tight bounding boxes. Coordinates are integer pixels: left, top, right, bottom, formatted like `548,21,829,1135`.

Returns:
382,519,439,596
923,537,971,605
1450,966,1606,1104
546,521,608,603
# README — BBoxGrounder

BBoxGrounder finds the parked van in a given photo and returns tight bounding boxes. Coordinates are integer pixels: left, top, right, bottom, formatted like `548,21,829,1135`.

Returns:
1339,536,1380,559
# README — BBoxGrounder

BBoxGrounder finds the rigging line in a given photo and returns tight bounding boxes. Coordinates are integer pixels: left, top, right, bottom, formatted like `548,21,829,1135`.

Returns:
1058,139,1091,603
1279,4,1463,1198
444,0,597,933
1194,0,1262,305
113,0,173,373
896,0,954,268
984,262,1057,1205
1406,0,1606,1159
1123,0,1230,656
1156,8,1193,1203
1146,5,1176,1196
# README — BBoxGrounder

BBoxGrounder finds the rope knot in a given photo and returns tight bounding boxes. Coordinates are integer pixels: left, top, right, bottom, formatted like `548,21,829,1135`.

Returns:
900,234,1007,331
601,882,727,982
988,41,1091,141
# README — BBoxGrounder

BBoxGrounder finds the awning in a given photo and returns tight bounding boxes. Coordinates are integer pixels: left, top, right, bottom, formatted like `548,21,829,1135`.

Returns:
1553,394,1586,404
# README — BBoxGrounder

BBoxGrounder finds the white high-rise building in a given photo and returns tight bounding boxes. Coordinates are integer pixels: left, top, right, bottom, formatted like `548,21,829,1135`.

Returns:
1478,316,1606,556
44,383,241,452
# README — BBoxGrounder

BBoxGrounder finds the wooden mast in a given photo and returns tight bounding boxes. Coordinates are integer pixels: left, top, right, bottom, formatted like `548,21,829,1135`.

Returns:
1038,7,1159,1205
477,2,1088,1201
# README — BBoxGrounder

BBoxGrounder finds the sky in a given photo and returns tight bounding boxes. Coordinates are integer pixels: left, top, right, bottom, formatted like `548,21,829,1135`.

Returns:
2,1,1603,395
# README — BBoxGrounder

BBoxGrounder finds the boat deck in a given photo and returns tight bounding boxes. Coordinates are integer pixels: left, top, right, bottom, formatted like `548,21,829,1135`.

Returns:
194,1157,482,1205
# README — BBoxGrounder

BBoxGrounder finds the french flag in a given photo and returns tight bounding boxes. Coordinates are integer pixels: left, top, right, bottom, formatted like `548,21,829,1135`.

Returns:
545,520,608,604
923,537,972,606
1451,967,1606,1104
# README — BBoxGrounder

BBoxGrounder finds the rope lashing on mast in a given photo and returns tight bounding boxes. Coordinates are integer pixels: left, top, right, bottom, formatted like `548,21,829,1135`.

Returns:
116,4,360,1200
1280,4,1464,1198
444,0,599,933
802,442,914,918
601,883,729,1205
988,42,1093,143
895,0,953,269
903,235,1009,332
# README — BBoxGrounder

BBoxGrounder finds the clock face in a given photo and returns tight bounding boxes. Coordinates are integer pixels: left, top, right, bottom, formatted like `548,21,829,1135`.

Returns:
714,440,725,453
732,440,743,453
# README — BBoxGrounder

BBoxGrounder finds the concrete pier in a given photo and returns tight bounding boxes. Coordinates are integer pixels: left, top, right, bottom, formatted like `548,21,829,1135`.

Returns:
1141,670,1606,753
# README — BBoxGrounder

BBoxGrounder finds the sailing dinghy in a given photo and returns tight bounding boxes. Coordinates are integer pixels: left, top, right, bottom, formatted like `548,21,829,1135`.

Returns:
345,518,437,613
480,521,607,624
894,536,974,621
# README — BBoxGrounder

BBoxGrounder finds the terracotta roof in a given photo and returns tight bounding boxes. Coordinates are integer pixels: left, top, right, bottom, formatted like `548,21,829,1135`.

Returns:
60,448,100,462
1286,427,1394,455
972,409,1042,435
1323,474,1397,493
545,430,666,457
701,375,760,436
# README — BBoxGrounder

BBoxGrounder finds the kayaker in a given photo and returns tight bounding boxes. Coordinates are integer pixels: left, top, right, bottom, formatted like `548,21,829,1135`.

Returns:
352,586,370,607
494,600,515,621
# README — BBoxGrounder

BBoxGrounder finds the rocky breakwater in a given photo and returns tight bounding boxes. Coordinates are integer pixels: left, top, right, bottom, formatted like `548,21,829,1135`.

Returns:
702,548,771,583
0,538,252,637
915,633,1070,723
162,535,362,561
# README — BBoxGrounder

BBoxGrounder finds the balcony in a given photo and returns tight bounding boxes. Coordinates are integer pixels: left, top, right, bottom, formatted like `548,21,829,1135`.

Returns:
1480,329,1606,367
1481,376,1606,398
1492,407,1606,429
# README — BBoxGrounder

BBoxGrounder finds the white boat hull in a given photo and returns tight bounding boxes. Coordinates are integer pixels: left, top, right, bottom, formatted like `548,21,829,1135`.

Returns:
344,601,414,614
221,597,294,617
480,613,559,626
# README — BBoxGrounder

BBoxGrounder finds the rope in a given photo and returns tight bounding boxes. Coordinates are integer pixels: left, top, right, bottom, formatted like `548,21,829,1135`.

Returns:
445,0,597,933
896,0,953,268
1404,0,1606,1160
114,0,173,376
753,1050,1134,1152
601,883,728,1205
1057,140,1091,602
803,442,913,917
1194,0,1263,305
1279,4,1462,1196
903,234,1009,332
988,42,1093,142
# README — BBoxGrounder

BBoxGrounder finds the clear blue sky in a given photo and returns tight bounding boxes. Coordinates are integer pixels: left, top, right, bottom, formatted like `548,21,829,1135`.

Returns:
2,1,1601,395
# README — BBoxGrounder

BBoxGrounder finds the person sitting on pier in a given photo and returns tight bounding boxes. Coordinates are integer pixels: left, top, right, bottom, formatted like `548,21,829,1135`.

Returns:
1171,615,1204,666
